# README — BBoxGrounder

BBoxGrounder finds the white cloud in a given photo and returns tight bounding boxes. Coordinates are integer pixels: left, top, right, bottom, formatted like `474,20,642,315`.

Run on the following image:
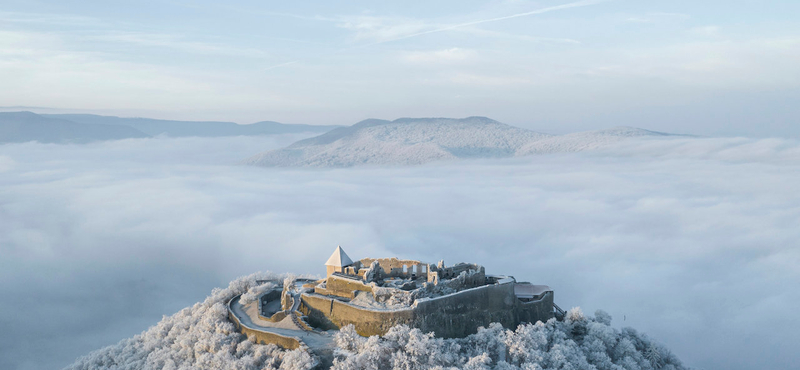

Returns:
625,12,691,24
0,155,14,172
689,25,722,37
331,0,601,45
0,29,311,113
626,17,652,23
0,135,799,369
649,12,691,19
571,36,800,90
456,27,582,44
89,32,273,58
402,48,478,64
449,72,530,86
334,15,433,42
0,11,104,27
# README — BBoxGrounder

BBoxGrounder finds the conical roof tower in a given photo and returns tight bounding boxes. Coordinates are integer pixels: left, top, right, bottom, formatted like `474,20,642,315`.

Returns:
325,245,353,267
325,245,354,277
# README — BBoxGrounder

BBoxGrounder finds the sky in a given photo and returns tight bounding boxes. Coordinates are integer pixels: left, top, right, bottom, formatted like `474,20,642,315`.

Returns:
2,2,800,370
1,0,799,136
1,135,799,370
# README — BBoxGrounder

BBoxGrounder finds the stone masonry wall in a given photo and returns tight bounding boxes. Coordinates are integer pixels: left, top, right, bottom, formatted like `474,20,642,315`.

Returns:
299,282,552,338
411,280,517,337
227,300,301,350
517,291,555,324
324,274,374,299
360,257,428,279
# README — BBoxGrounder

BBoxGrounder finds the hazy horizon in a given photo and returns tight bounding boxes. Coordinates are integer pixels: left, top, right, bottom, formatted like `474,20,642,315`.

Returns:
1,0,799,137
0,108,788,138
1,1,799,370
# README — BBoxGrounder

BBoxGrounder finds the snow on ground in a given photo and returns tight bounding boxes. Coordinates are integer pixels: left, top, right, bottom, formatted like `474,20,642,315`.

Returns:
65,272,317,370
331,309,686,370
515,127,679,155
231,295,336,349
243,117,550,167
243,118,682,167
67,273,687,370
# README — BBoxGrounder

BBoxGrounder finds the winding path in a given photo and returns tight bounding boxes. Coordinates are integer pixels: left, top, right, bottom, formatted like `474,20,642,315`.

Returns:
228,288,334,349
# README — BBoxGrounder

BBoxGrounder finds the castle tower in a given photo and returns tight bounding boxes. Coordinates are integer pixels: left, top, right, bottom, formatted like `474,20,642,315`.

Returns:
325,245,354,277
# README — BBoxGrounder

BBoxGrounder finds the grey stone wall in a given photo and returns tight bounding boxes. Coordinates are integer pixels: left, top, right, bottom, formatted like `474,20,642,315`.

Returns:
517,291,555,324
299,282,554,338
411,281,518,337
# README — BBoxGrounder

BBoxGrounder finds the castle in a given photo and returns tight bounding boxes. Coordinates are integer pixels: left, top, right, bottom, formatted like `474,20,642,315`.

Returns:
227,246,560,350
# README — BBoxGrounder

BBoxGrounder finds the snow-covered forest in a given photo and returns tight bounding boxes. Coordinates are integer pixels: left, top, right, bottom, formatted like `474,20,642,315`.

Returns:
331,312,684,370
242,117,673,167
67,273,685,370
65,273,317,370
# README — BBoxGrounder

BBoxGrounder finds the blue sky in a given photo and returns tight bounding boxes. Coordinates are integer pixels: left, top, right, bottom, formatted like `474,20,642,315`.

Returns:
1,0,799,136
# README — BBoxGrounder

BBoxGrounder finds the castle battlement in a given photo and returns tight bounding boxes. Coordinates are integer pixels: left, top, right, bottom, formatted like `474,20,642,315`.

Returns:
306,246,555,337
228,245,558,350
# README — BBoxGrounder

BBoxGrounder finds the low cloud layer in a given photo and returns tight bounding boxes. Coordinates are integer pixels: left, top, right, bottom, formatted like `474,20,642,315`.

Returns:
1,135,798,370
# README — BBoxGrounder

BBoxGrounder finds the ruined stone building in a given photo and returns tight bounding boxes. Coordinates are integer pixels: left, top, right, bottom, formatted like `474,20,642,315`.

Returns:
227,245,560,351
300,246,556,337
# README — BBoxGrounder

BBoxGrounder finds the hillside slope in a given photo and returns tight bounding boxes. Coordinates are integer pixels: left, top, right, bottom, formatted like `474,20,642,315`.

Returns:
66,272,687,370
244,118,686,167
0,112,149,144
516,126,679,155
243,117,551,167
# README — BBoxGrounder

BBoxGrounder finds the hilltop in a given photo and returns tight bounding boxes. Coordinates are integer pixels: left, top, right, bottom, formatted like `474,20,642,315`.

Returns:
67,270,687,370
243,117,682,167
243,117,550,166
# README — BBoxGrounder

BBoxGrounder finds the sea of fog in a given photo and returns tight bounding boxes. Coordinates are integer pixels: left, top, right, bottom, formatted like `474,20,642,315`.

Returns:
1,134,798,370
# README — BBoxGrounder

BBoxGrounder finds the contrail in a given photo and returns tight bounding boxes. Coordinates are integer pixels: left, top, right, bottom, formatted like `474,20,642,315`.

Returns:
362,0,608,47
263,60,299,71
263,0,608,71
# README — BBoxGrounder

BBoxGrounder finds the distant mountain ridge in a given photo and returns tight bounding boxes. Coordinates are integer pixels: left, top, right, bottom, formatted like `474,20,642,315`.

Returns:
243,116,551,167
43,114,339,137
0,112,339,144
0,111,149,144
244,117,683,167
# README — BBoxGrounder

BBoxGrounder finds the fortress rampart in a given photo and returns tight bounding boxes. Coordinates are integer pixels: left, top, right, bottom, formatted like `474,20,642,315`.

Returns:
299,280,554,338
315,273,373,299
227,297,302,350
358,257,429,278
227,246,558,350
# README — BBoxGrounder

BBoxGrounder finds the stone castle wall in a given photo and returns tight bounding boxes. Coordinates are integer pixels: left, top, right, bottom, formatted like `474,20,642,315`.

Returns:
300,293,415,336
359,257,429,279
318,274,374,299
299,281,554,338
227,299,302,350
517,291,555,324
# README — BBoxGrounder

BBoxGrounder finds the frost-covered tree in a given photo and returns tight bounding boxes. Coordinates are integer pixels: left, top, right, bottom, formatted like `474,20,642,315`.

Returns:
66,272,316,370
331,307,687,370
240,281,278,305
68,276,687,370
646,345,662,369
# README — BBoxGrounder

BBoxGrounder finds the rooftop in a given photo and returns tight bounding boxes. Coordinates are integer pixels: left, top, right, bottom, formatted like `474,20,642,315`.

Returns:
325,245,353,267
